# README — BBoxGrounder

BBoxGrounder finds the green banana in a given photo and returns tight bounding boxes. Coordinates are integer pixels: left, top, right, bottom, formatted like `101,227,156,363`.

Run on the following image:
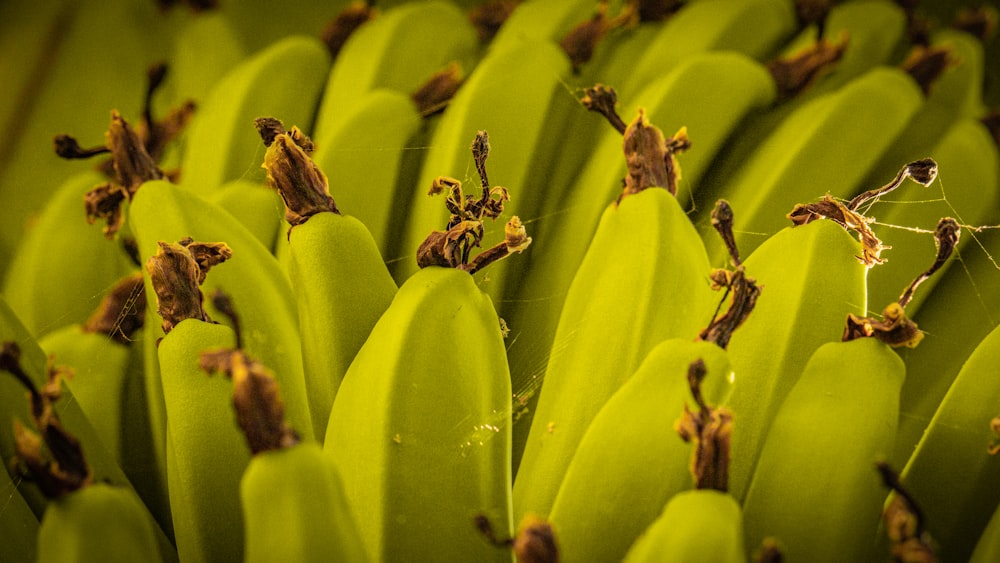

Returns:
0,0,180,280
621,0,796,99
621,356,743,563
487,0,598,50
971,495,1000,563
695,53,942,265
726,160,937,501
897,318,1000,562
207,178,285,252
312,0,479,148
2,338,169,563
1,168,136,338
506,63,780,474
165,9,247,109
129,180,314,441
741,217,958,562
178,35,330,195
311,88,425,258
513,109,718,521
35,272,144,465
195,301,368,563
256,116,398,441
548,210,756,562
324,138,529,561
154,298,247,562
741,336,906,562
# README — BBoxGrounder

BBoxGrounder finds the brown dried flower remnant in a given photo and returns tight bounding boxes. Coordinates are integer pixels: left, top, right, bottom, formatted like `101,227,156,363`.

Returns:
82,272,147,344
474,513,560,563
788,195,885,266
411,62,464,117
1,342,92,499
146,238,233,334
767,35,846,101
878,462,938,563
199,289,299,455
417,131,531,274
255,117,338,229
989,416,1000,455
320,1,378,58
675,359,734,492
469,0,518,44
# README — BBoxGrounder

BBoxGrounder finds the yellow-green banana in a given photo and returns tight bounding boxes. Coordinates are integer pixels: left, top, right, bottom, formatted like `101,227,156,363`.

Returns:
622,356,743,563
513,110,718,522
507,64,778,473
548,211,756,562
179,35,330,195
1,337,170,563
2,170,136,338
207,178,285,252
257,116,398,441
129,180,314,441
0,451,39,563
971,496,1000,563
311,88,425,258
324,144,529,560
195,303,368,563
741,218,958,562
695,51,943,265
166,10,247,108
312,0,479,148
898,320,1000,562
487,0,597,50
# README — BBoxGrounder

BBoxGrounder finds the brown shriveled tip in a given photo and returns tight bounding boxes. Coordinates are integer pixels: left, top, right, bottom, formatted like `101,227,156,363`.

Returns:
901,45,955,96
767,35,847,101
878,462,937,562
53,134,110,160
201,349,299,455
469,0,518,43
560,5,613,72
674,359,733,492
258,119,337,226
513,515,559,563
843,302,923,348
989,416,1000,455
952,5,998,41
106,109,164,192
788,195,885,267
320,1,377,58
754,538,785,563
411,62,463,117
582,84,626,134
82,272,146,344
634,0,683,23
145,239,232,334
620,111,687,200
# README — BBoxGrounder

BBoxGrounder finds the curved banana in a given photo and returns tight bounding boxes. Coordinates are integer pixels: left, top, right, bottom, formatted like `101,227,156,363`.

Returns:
513,109,719,522
195,305,368,563
971,497,1000,563
488,0,598,50
167,10,247,108
621,355,743,563
741,219,958,562
207,178,285,252
129,180,314,441
507,66,776,473
179,35,330,195
548,248,757,562
256,116,398,440
312,0,479,148
1,456,39,563
621,0,796,98
311,88,424,257
324,139,528,561
897,320,1000,562
2,170,136,338
1,338,170,563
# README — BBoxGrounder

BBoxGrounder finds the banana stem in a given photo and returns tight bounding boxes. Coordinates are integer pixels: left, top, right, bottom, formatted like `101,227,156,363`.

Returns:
82,272,146,344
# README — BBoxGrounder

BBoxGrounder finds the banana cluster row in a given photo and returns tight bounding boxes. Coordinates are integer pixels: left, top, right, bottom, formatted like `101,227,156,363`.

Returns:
2,0,999,562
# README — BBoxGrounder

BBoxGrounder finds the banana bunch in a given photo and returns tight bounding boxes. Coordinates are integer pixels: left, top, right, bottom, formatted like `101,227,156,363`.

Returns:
2,0,1000,562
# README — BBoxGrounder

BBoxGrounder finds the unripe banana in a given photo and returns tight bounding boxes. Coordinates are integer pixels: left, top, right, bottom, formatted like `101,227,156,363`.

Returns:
2,170,135,338
622,355,743,563
129,180,314,441
312,0,479,147
0,297,177,563
741,337,906,562
971,497,1000,563
0,453,39,563
157,317,247,563
195,310,368,563
623,490,746,563
311,88,424,257
696,58,935,264
488,0,598,50
622,0,796,99
207,178,285,253
898,321,1000,562
742,219,957,562
724,216,869,500
1,338,171,563
513,110,718,521
179,35,330,195
324,139,528,560
256,116,398,440
167,10,247,107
